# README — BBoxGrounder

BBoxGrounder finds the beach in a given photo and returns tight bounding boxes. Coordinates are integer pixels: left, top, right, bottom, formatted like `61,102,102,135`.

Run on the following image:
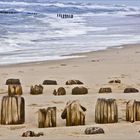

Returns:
0,44,140,140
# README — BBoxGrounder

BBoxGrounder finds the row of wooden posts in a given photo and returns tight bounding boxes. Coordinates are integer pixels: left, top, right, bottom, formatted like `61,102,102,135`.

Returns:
8,84,88,96
1,79,139,127
8,84,139,96
57,14,74,19
6,79,140,96
1,95,140,127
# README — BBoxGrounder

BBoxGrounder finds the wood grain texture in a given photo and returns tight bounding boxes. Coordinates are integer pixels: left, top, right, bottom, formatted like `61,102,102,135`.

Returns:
95,98,118,124
1,96,25,125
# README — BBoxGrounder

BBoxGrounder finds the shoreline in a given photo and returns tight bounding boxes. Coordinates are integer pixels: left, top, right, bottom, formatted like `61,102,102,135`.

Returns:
0,43,140,68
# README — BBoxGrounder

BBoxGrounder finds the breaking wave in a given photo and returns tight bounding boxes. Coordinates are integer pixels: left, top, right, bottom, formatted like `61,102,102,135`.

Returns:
0,1,140,15
0,0,140,65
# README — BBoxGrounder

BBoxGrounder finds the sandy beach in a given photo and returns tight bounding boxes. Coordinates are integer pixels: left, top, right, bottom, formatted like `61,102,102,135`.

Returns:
0,44,140,140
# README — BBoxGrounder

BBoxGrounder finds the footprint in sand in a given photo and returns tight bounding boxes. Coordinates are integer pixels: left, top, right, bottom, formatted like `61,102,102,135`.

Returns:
18,71,24,73
52,101,64,104
28,104,50,107
1,73,8,76
60,64,67,66
72,65,78,67
91,59,100,62
49,66,59,69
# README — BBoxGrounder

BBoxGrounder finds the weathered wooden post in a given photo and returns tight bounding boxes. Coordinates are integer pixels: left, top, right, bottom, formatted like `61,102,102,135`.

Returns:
53,87,66,96
65,80,83,85
8,84,23,96
30,85,43,95
95,98,118,123
43,80,57,85
61,100,86,126
1,96,25,125
124,88,139,93
6,78,21,85
6,78,22,96
126,100,140,122
72,86,88,95
38,107,56,128
98,87,112,93
108,79,121,84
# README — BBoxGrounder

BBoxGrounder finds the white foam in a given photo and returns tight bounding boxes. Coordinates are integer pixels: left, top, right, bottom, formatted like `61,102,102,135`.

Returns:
0,1,139,16
0,1,140,65
0,54,86,65
43,14,108,38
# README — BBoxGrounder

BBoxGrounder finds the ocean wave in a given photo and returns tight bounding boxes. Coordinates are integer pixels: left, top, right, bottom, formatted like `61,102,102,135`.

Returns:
0,0,140,65
0,1,139,15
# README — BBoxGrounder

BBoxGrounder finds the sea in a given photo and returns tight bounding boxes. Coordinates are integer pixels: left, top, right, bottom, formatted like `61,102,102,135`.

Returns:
0,0,140,65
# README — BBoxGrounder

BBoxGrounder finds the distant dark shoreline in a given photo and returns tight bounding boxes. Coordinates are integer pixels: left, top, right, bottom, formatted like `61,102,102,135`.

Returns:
0,11,37,15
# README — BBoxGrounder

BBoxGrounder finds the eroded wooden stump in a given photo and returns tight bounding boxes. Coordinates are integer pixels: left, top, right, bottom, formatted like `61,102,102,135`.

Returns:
53,87,66,95
85,127,104,135
99,87,112,93
124,88,139,93
65,80,83,85
109,80,121,84
6,79,21,85
8,85,23,96
43,80,57,85
95,98,118,124
126,100,140,122
61,100,86,126
72,86,88,95
22,131,44,137
30,85,43,95
1,96,25,125
38,107,56,128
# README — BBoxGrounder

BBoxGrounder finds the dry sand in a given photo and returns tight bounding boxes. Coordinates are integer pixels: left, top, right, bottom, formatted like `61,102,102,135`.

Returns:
0,44,140,140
